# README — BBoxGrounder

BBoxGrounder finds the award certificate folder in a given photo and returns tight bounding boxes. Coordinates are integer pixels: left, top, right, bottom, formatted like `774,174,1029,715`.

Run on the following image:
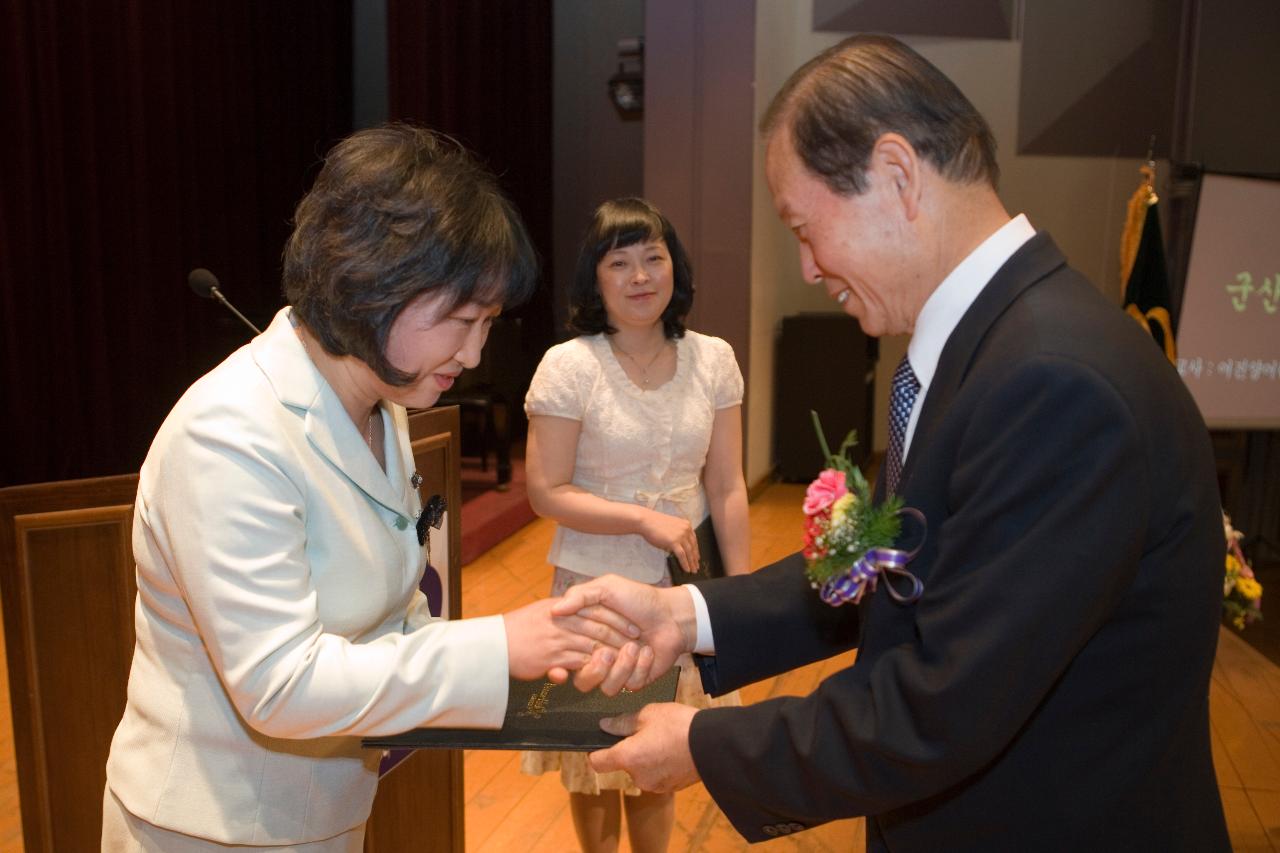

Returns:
362,668,680,752
667,516,724,584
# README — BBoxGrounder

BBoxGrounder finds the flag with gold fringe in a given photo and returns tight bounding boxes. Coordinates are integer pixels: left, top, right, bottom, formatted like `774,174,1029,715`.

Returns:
1120,162,1176,363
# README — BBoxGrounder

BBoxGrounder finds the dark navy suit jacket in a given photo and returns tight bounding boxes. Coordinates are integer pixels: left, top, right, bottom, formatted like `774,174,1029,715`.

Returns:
689,234,1229,851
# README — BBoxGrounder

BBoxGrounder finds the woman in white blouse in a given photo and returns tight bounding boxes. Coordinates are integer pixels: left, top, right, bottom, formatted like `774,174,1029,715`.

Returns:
521,198,750,853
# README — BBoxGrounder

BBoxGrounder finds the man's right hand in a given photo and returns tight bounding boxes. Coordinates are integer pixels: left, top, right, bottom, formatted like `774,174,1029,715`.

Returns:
553,574,696,694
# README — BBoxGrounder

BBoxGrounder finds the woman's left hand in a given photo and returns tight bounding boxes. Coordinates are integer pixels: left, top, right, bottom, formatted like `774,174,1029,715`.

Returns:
637,509,700,574
502,598,641,682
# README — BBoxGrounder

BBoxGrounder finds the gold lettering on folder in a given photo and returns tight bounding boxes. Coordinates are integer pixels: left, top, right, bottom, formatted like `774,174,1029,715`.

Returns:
517,681,556,719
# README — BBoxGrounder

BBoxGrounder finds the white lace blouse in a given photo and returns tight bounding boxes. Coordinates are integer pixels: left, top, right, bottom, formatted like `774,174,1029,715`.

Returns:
524,331,744,583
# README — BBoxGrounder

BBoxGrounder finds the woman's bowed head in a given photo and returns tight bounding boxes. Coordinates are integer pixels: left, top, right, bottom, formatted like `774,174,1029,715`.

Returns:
284,124,539,412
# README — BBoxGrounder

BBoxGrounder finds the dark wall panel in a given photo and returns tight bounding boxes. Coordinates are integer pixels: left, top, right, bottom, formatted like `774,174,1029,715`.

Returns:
814,0,1015,39
1189,1,1280,175
1017,0,1181,158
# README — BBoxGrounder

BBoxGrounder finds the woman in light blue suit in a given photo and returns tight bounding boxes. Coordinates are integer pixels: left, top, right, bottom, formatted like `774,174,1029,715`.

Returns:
102,125,633,851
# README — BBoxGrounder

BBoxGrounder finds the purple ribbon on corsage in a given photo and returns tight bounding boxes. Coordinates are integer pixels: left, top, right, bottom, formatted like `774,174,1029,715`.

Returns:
818,508,926,607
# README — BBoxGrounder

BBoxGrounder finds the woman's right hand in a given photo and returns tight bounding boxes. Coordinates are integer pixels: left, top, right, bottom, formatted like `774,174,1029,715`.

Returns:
637,510,699,575
503,598,641,683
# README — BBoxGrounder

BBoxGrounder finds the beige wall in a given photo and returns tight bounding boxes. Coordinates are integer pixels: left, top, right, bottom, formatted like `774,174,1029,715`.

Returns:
748,1,1140,474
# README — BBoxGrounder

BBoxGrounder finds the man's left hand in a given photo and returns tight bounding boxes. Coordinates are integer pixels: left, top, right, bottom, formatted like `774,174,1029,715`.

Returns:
589,702,700,793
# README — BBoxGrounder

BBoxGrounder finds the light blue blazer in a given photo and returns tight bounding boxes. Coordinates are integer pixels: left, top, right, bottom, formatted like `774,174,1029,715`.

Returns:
106,308,508,845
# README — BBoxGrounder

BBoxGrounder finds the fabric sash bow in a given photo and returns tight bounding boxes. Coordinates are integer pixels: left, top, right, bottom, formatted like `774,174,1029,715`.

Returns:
818,507,926,607
633,482,703,530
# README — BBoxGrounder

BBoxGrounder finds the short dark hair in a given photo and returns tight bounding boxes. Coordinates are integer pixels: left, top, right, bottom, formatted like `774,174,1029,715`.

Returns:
567,197,693,339
283,123,538,385
761,34,999,194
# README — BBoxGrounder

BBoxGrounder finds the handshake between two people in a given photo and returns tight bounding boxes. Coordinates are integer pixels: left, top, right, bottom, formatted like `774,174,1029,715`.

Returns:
502,573,693,691
501,574,705,793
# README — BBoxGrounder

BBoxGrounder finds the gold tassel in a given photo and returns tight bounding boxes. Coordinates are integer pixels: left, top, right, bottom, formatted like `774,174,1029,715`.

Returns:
1125,303,1176,362
1120,163,1158,286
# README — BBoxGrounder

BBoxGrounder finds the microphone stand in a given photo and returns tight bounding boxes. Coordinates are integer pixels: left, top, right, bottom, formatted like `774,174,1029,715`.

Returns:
207,285,262,335
188,268,262,335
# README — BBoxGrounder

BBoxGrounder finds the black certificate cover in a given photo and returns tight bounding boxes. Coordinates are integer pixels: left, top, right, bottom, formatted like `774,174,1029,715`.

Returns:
363,668,680,752
667,516,724,584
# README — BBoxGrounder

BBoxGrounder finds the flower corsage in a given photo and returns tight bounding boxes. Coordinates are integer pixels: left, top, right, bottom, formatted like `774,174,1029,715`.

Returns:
803,411,925,607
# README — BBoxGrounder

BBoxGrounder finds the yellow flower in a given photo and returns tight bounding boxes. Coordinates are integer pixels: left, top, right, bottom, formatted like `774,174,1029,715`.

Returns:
830,492,856,528
1235,576,1263,601
1225,554,1242,575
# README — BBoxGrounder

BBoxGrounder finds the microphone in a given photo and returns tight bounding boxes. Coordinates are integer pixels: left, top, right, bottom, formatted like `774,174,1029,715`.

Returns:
188,268,263,335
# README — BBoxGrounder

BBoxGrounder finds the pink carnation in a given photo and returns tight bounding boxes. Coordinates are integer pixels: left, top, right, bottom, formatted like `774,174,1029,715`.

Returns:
804,469,848,516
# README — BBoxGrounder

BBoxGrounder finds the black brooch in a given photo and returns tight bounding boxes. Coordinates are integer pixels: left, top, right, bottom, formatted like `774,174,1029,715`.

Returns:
416,494,446,548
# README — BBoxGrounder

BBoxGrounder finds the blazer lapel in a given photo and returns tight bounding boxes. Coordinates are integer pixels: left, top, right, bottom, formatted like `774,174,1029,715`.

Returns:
302,399,405,512
252,308,407,515
388,405,421,512
898,232,1068,489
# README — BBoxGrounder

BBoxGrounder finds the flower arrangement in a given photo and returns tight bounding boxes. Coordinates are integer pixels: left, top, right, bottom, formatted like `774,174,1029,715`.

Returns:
1223,512,1263,630
802,412,923,606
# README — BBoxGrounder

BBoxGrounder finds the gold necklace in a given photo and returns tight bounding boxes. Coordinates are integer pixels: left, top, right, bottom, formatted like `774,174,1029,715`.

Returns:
611,339,669,388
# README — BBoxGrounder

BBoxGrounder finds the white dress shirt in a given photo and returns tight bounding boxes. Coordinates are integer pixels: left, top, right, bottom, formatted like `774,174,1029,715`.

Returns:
902,214,1036,458
689,214,1036,654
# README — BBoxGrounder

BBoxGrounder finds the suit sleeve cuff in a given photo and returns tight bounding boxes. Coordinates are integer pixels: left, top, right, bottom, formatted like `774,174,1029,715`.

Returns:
687,585,716,655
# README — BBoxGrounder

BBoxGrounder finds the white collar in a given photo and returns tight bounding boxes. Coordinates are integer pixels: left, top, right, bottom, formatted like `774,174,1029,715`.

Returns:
907,214,1036,391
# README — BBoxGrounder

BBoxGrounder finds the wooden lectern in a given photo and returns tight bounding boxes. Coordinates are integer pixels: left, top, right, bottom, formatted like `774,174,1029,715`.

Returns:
0,406,465,852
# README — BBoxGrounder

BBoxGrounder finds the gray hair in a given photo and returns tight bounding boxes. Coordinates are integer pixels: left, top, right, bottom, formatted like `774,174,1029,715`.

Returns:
761,34,999,195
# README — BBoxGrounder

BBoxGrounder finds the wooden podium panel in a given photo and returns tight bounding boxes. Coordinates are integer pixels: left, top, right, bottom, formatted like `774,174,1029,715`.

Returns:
0,406,465,853
0,475,139,853
364,405,465,853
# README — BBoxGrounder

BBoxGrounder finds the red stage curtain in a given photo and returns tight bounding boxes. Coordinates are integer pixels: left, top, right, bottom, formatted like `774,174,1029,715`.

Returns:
0,0,352,486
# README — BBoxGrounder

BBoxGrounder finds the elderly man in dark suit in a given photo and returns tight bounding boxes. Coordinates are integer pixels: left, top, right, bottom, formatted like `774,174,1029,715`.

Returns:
559,33,1229,852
